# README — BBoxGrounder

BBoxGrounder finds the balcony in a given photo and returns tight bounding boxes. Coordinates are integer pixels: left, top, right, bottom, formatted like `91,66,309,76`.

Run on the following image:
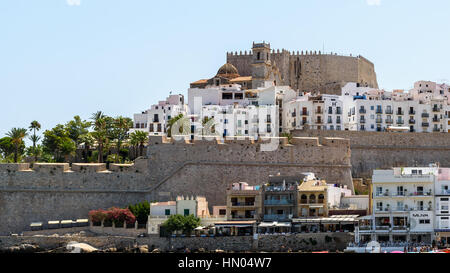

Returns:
422,113,430,118
291,112,296,117
264,199,294,206
409,119,415,124
301,111,309,116
409,110,416,115
232,202,255,207
433,107,440,112
336,109,342,115
376,118,383,123
263,214,291,221
385,119,393,124
439,190,450,195
376,109,383,114
336,119,341,124
433,127,441,132
385,109,393,114
327,119,333,124
316,120,323,124
396,120,404,125
433,117,440,122
396,110,404,115
360,119,366,124
302,120,308,125
359,109,366,114
315,109,323,114
422,122,429,127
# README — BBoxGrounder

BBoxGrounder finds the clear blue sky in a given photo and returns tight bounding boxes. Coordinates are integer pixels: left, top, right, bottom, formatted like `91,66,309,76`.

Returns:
1,0,449,139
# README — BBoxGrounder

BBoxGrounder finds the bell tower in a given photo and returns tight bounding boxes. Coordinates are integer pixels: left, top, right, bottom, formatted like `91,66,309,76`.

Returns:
251,41,272,88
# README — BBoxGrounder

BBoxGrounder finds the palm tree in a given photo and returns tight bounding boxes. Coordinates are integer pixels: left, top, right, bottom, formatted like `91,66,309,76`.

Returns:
29,120,41,162
91,112,107,163
129,132,139,160
79,133,95,163
134,130,149,157
6,128,28,163
112,116,132,163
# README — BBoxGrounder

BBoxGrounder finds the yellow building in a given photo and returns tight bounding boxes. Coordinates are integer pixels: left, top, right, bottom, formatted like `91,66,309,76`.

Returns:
298,179,328,217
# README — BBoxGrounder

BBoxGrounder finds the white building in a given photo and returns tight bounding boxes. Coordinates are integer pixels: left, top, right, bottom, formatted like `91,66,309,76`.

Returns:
130,94,187,136
358,166,439,244
435,168,450,246
284,93,344,131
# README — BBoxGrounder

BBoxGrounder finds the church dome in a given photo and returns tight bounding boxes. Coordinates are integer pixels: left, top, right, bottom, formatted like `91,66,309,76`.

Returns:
216,63,240,79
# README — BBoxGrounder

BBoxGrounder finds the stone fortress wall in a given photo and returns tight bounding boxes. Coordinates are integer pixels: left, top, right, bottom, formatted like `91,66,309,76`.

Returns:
146,136,353,207
1,131,448,235
227,50,378,95
292,130,450,178
0,136,352,234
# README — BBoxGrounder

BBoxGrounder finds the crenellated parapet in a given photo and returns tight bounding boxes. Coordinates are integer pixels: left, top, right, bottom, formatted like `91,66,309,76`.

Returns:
148,135,349,149
0,160,148,174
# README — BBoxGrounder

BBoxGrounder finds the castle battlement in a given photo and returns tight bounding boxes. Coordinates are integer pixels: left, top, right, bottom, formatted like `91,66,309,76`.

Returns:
0,161,148,174
148,135,349,148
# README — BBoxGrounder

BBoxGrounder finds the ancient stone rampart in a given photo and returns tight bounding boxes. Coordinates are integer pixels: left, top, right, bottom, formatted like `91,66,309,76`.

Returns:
292,130,450,177
0,136,352,234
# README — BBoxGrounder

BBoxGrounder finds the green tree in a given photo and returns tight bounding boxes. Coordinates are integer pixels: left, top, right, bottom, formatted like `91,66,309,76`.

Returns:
42,124,76,162
6,128,28,163
111,116,132,163
130,130,148,157
91,111,108,163
164,214,185,234
28,120,41,162
183,214,201,235
0,137,15,159
129,132,139,160
78,133,95,163
128,201,150,224
65,115,91,147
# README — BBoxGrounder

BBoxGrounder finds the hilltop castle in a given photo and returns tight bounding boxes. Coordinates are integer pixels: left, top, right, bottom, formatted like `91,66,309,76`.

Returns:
191,42,379,95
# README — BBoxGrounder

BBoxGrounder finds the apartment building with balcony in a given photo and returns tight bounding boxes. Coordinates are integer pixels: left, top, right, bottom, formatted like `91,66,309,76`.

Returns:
284,94,343,131
261,174,302,222
131,94,187,136
226,182,262,221
435,168,450,245
357,167,438,244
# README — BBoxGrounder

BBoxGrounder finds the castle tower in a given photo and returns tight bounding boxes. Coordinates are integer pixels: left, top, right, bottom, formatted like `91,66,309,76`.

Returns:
251,42,273,89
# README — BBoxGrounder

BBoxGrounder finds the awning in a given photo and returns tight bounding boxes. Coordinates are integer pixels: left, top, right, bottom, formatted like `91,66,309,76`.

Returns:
214,221,255,228
309,205,325,208
258,221,291,227
358,216,373,220
194,226,205,230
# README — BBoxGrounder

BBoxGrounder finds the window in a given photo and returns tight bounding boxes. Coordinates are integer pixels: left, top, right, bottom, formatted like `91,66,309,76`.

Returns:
219,209,226,216
419,219,430,224
165,209,171,216
234,93,243,99
184,209,190,216
376,187,383,196
222,93,233,100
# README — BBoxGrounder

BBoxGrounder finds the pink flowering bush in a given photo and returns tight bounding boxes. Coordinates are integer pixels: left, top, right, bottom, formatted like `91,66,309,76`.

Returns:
105,207,136,226
89,207,136,226
89,209,108,225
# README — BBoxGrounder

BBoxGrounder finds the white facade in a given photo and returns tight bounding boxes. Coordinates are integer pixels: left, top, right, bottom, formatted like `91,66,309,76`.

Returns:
131,94,187,136
357,166,447,244
284,94,344,131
